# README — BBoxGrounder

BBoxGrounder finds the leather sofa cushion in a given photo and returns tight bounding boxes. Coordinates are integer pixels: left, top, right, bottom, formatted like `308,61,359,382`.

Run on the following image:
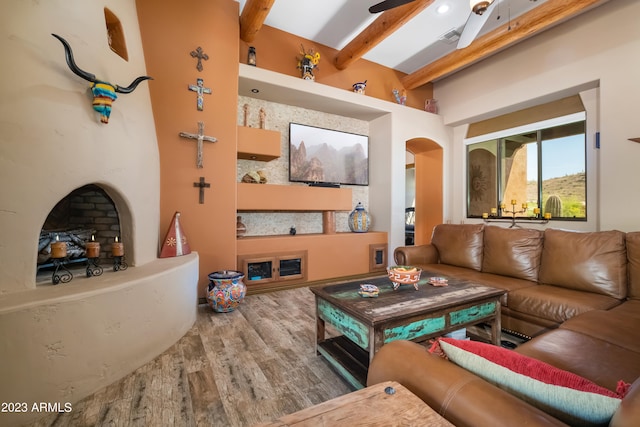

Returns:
626,232,640,299
538,229,627,299
560,308,640,353
516,329,640,392
482,226,543,282
507,285,621,324
431,223,484,271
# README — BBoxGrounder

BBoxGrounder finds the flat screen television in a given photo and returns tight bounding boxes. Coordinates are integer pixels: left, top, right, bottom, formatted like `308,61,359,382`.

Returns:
289,123,369,186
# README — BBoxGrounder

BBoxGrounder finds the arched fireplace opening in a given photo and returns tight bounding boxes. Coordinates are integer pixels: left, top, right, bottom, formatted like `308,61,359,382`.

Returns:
37,184,121,280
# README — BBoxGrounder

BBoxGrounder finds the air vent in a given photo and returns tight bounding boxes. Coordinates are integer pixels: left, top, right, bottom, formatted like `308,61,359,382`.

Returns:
440,28,461,43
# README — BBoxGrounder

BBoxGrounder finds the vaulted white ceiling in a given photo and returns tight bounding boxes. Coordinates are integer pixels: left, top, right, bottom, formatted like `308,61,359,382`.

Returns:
237,0,547,74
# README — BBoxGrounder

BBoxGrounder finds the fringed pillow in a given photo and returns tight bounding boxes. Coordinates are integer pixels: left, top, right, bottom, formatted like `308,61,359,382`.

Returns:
429,338,628,426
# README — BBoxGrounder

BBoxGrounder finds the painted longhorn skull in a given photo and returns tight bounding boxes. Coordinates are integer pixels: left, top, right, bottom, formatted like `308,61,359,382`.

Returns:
52,34,152,123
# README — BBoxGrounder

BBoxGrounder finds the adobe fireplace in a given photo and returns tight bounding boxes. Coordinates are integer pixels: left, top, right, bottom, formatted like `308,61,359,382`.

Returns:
0,2,199,424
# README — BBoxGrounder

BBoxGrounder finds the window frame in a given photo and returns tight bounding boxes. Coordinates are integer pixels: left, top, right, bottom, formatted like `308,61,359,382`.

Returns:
465,112,587,221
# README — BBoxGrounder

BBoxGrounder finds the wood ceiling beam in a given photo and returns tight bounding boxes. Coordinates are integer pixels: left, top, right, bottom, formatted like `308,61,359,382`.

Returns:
402,0,611,90
240,0,276,43
335,0,434,70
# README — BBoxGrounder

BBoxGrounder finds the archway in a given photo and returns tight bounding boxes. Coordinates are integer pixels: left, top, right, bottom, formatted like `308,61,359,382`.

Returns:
406,138,443,245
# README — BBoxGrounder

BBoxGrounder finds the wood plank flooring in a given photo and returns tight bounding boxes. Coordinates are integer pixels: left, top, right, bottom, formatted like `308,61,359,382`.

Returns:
26,287,353,427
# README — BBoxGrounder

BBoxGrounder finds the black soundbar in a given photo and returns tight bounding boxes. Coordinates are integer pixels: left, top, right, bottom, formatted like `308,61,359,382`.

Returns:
308,182,341,188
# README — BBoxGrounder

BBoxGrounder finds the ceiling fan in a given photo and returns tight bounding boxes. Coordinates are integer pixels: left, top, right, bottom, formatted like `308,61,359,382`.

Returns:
369,0,497,49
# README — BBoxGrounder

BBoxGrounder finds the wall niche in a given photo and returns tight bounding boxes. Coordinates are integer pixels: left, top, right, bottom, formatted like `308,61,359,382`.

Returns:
237,96,369,236
104,8,128,61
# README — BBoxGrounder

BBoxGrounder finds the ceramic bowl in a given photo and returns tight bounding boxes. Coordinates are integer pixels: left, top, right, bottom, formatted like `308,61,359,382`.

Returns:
387,266,422,290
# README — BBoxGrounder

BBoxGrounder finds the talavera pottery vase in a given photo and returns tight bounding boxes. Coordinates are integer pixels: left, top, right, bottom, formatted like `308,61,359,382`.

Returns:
207,270,246,313
348,202,371,233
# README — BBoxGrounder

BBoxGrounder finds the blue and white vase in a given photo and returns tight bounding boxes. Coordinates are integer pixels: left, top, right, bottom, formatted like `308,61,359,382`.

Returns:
348,202,371,233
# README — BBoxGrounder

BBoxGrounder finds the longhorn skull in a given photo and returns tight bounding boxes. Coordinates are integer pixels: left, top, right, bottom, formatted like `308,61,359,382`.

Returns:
52,34,152,124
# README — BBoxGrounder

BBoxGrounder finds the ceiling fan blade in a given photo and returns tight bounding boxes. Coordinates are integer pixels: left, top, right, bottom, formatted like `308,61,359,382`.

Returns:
456,2,495,49
369,0,416,14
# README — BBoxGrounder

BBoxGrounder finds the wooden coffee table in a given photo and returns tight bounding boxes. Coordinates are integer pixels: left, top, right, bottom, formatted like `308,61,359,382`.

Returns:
255,380,453,426
310,274,505,388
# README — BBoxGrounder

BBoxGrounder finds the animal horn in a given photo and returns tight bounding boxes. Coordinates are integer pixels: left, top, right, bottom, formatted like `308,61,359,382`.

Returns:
51,34,97,83
115,76,153,94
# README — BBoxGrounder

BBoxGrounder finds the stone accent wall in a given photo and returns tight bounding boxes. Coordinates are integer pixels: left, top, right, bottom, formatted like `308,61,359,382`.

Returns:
237,96,369,236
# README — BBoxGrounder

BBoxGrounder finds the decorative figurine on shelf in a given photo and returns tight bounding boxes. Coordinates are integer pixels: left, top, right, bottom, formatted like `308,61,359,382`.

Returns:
160,211,191,258
241,170,267,184
236,216,247,238
259,107,266,129
352,80,367,94
247,46,257,66
52,34,152,124
425,98,438,114
392,88,407,105
297,45,320,80
289,226,297,236
243,104,250,127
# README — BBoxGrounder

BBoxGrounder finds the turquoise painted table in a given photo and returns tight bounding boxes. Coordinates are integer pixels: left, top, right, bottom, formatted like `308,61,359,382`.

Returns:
310,274,505,389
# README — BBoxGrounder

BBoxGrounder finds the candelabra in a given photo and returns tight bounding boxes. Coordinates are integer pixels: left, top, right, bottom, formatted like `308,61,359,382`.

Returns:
483,201,550,228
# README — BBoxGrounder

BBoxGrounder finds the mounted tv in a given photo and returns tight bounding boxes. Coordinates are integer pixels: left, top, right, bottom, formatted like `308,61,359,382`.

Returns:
289,123,369,186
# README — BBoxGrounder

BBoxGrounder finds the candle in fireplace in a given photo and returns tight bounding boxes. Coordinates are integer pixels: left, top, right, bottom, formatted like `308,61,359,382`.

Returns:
86,235,100,258
50,235,67,259
112,236,124,257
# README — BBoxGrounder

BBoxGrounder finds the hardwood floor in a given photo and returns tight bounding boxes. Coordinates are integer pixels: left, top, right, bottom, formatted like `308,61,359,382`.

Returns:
27,287,353,427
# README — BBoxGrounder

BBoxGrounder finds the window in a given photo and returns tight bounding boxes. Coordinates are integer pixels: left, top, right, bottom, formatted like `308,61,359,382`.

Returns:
466,114,586,220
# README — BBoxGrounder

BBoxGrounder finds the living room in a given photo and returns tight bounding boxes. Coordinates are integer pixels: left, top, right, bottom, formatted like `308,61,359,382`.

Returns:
1,0,638,425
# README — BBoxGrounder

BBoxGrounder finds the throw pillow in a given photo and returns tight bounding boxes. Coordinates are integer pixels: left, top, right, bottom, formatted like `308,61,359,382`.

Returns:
430,338,625,426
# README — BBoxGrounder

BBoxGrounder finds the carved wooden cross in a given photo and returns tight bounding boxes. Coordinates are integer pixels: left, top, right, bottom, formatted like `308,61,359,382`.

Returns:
179,121,217,168
193,177,210,204
188,78,212,111
190,46,209,72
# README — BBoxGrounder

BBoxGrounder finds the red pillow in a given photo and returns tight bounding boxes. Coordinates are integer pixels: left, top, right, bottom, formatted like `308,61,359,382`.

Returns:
430,338,626,426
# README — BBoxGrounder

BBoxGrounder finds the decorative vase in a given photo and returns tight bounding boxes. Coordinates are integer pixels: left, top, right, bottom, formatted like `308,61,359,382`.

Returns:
348,202,371,233
207,270,246,313
425,98,438,114
236,216,246,238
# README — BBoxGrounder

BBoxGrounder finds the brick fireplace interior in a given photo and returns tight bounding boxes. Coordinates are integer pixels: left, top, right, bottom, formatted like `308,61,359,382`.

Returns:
38,184,120,277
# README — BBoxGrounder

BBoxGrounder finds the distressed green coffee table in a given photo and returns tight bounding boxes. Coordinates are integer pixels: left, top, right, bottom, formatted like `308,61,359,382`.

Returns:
310,274,505,389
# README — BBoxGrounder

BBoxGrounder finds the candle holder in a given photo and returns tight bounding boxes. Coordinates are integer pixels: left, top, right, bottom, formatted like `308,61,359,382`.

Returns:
51,257,73,284
86,257,103,277
483,205,549,228
113,256,128,272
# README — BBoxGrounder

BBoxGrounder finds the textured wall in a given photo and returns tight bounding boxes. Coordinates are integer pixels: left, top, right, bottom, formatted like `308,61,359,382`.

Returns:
237,95,369,235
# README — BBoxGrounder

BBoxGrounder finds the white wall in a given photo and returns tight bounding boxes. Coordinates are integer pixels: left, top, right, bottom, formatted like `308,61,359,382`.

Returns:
435,0,640,231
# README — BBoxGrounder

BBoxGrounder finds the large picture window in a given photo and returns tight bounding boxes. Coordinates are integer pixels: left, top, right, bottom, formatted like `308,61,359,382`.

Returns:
466,114,586,220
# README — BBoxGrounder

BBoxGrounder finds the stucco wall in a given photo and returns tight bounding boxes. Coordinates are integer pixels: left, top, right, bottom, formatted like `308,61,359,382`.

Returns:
435,0,640,231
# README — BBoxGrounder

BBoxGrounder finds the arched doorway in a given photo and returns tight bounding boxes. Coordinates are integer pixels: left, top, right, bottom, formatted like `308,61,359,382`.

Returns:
406,138,443,245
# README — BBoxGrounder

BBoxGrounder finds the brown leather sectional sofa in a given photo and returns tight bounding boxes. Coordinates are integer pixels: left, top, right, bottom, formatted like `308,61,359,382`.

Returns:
367,224,640,426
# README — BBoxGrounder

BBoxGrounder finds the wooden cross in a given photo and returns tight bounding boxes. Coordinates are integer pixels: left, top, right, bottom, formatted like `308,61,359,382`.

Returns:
193,177,210,204
188,78,212,111
190,46,209,72
179,121,217,168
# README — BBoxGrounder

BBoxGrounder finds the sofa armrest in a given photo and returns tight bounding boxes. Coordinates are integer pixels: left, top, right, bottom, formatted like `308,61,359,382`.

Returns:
393,244,438,266
610,378,640,427
367,340,569,427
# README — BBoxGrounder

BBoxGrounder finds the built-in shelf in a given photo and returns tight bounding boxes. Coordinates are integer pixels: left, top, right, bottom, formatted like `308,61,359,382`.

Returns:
237,126,281,161
237,183,352,211
237,232,387,291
